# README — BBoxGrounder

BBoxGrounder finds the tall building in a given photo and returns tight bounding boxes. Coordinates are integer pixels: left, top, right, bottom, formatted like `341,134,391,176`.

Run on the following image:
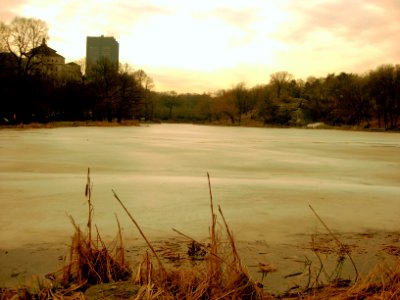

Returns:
86,35,119,74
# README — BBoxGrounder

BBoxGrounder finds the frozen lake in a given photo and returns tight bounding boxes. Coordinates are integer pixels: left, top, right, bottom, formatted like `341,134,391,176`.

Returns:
1,124,400,248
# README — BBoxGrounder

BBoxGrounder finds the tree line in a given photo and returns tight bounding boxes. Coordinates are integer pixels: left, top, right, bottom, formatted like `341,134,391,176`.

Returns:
1,17,399,129
143,66,400,130
206,68,400,130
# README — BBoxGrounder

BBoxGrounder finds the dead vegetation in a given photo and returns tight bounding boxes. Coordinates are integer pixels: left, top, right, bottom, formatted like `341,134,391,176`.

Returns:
0,120,141,130
279,205,360,296
1,170,399,299
58,169,132,291
111,172,265,299
296,261,400,299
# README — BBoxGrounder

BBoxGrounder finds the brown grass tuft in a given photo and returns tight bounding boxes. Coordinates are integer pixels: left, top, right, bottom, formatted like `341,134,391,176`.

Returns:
57,169,131,291
2,171,400,299
111,172,266,299
59,217,132,289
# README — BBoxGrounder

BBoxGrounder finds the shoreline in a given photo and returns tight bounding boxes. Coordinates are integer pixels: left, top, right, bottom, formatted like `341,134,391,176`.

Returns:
0,120,398,132
1,229,399,295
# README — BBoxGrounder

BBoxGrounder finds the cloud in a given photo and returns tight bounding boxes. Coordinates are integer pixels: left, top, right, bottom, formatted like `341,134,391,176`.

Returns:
146,63,269,94
202,7,260,28
2,0,399,91
269,0,400,77
281,0,400,43
125,1,290,73
0,0,27,22
11,0,175,61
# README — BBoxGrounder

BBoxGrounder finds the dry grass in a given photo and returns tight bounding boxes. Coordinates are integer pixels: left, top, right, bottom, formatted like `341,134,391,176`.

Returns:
0,120,140,129
111,172,265,299
58,216,132,288
298,261,400,299
1,171,400,299
57,169,131,291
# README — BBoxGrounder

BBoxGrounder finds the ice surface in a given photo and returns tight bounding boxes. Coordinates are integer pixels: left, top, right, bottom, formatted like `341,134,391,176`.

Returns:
0,124,399,248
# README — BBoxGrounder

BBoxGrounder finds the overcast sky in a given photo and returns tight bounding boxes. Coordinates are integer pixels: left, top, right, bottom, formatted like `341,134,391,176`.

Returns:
2,0,399,93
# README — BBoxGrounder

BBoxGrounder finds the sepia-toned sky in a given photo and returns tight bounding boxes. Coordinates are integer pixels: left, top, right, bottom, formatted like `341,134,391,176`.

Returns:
1,0,400,93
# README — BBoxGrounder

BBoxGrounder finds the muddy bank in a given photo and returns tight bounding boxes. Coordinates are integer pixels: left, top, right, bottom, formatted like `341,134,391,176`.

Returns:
1,230,399,295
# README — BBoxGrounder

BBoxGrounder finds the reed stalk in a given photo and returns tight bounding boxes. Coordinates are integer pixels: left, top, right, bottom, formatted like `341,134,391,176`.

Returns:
309,204,359,282
112,190,166,276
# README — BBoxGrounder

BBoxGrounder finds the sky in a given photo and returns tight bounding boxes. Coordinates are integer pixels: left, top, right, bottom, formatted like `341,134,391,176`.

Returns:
1,0,400,93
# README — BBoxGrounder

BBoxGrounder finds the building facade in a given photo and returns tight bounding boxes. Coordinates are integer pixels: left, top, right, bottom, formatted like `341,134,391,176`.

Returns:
86,35,119,74
27,39,82,81
30,38,65,77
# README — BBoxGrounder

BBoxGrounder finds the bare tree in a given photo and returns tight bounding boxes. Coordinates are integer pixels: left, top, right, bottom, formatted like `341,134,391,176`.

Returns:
212,89,237,124
0,17,48,77
269,71,294,99
133,69,154,91
162,91,180,119
133,69,155,120
232,82,251,125
368,64,400,129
